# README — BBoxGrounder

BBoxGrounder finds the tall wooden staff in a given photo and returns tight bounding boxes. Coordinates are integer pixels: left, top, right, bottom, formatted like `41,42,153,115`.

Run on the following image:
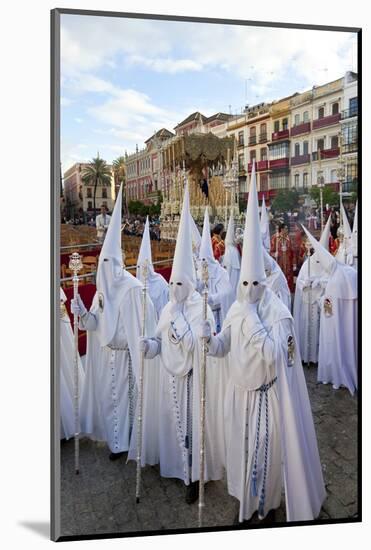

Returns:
198,258,209,527
69,252,83,474
136,259,149,503
305,239,312,367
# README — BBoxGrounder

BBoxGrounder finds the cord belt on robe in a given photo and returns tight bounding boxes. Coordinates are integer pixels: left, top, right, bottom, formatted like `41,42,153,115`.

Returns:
171,369,193,483
212,306,222,333
106,345,136,442
251,376,277,518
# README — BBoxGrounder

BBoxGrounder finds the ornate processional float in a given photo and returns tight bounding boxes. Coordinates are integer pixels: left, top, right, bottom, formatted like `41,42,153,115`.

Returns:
159,132,243,240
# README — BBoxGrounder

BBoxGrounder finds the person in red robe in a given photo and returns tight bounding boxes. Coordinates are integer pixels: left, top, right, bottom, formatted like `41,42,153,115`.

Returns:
211,223,225,262
270,223,294,292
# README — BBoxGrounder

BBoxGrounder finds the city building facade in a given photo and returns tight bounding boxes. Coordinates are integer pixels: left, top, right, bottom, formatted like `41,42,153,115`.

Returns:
125,128,174,204
121,72,358,208
63,162,115,219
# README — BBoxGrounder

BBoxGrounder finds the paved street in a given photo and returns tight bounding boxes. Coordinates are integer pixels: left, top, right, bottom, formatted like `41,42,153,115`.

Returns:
60,367,358,537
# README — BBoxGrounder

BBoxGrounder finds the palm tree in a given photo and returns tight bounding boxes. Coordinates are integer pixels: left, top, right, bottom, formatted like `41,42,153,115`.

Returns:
112,156,126,214
81,155,112,216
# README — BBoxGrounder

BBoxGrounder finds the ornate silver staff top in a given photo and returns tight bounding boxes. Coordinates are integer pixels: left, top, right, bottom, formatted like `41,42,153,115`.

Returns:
201,257,209,289
69,252,83,277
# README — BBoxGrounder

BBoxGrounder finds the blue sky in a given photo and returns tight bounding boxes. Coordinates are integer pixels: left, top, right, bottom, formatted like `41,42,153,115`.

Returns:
61,14,357,173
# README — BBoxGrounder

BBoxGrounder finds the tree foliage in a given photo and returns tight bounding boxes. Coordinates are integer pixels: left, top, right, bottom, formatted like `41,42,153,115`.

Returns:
271,189,300,212
309,186,339,208
81,155,112,214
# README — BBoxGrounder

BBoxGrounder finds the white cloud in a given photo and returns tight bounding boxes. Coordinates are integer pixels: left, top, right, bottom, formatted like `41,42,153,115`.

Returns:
75,118,84,124
126,55,203,74
61,14,171,75
61,16,356,89
61,96,73,107
60,16,357,164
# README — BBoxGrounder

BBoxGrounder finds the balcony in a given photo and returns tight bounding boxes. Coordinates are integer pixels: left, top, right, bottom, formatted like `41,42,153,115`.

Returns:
269,158,289,169
312,113,341,130
247,160,269,172
271,129,290,141
259,133,268,143
342,180,357,193
270,177,290,190
342,142,358,154
341,108,358,119
291,154,310,166
312,147,339,160
290,122,311,137
248,136,257,145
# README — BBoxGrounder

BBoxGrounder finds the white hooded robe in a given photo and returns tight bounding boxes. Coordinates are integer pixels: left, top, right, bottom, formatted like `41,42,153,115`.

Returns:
60,288,85,440
211,288,326,522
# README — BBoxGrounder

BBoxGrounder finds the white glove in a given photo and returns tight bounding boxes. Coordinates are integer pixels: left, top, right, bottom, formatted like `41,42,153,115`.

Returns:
208,293,220,307
169,301,184,316
139,337,151,354
199,320,212,340
311,278,321,290
70,294,87,317
195,279,204,293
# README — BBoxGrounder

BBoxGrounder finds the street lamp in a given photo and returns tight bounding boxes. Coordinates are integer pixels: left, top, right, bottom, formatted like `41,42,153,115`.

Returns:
317,148,324,233
317,174,325,233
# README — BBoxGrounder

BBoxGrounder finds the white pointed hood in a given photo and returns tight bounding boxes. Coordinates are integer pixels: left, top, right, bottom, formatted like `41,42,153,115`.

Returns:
302,224,336,276
341,202,352,246
170,183,196,301
189,212,202,256
223,214,240,271
199,207,216,262
237,161,266,302
136,216,154,280
320,215,331,250
305,214,332,277
225,214,235,247
95,183,129,346
260,194,270,252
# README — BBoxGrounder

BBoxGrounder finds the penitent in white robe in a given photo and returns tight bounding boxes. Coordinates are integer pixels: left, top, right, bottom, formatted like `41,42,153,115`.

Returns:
317,262,358,394
134,291,226,484
145,271,169,320
210,288,326,522
222,243,241,301
197,261,233,333
79,273,160,462
60,299,85,440
293,256,328,364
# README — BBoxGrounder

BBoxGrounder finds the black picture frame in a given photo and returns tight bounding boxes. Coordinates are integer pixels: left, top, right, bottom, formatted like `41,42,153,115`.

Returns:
51,8,362,542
